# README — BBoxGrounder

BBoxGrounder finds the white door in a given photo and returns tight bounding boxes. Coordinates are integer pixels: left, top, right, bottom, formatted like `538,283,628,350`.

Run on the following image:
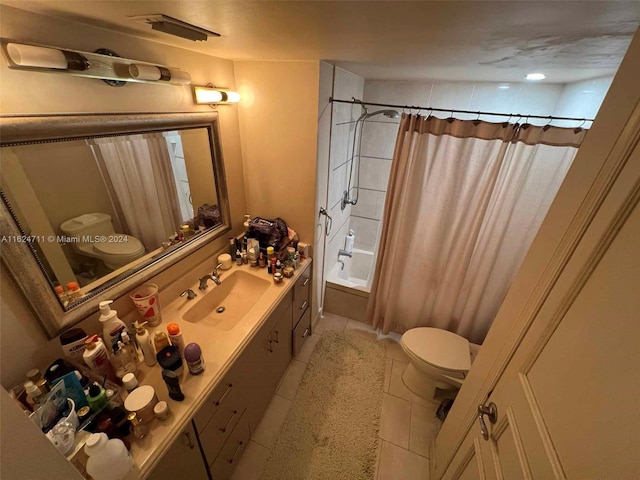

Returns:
433,32,640,480
445,173,640,479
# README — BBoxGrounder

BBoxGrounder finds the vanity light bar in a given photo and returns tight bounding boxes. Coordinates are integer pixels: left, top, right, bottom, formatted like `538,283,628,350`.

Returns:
2,41,191,86
193,86,240,104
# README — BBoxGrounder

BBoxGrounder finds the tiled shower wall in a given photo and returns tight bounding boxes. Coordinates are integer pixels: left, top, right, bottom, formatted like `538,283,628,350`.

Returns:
350,77,613,253
325,67,364,277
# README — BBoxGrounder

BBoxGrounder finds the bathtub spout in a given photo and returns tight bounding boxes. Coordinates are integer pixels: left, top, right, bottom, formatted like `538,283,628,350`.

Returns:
338,249,352,258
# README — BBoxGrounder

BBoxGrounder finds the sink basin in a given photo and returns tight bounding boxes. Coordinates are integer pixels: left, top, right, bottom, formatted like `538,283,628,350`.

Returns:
182,270,270,330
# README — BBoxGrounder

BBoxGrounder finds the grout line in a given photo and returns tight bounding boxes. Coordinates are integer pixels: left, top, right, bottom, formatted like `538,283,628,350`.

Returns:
378,435,431,462
250,436,273,451
377,435,409,456
408,399,414,454
358,186,387,193
360,155,394,161
351,214,382,222
331,156,353,172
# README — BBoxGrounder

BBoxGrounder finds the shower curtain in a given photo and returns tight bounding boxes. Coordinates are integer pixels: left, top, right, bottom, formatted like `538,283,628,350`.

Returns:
366,114,585,344
90,133,182,251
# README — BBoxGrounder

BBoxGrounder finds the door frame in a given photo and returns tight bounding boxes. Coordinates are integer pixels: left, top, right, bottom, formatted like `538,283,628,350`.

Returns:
432,30,640,479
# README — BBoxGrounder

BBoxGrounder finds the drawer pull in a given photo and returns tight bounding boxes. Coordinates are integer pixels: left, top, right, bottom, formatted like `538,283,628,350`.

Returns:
268,339,274,353
272,330,279,343
299,300,308,311
302,327,310,338
214,383,233,406
220,409,238,433
302,278,310,287
181,431,195,449
228,440,244,464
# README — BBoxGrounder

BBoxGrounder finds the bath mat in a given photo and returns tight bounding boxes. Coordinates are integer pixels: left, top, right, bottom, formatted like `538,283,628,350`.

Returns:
260,331,386,480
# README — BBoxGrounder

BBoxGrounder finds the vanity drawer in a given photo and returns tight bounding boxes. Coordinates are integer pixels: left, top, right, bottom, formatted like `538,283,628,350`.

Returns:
209,413,251,479
273,288,293,322
293,307,312,357
292,267,311,327
197,401,246,465
194,374,238,432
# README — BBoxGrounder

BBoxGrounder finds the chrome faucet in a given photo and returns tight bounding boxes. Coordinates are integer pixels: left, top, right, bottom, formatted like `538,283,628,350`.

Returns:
338,249,352,258
211,263,224,285
198,274,216,291
180,289,197,300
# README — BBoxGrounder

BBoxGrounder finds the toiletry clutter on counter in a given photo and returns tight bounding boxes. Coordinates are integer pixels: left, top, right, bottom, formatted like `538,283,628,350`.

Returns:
224,215,310,280
8,300,203,478
6,214,308,477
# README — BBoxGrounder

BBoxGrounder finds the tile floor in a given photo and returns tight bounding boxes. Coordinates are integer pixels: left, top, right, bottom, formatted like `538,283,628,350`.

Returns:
231,312,444,480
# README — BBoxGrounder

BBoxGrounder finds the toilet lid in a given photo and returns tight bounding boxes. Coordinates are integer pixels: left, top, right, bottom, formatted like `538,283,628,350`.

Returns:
402,327,471,373
94,236,144,257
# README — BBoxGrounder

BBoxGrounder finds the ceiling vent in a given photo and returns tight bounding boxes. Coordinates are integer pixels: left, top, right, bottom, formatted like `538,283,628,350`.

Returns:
129,14,220,42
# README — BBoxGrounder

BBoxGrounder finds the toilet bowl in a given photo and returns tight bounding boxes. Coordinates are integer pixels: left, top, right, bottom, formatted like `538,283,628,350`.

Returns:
400,327,480,399
60,213,145,270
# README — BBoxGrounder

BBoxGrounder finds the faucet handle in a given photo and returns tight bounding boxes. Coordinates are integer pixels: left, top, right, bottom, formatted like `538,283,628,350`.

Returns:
213,263,224,277
180,289,197,300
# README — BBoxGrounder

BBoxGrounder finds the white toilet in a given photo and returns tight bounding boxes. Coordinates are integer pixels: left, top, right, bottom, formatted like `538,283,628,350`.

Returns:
60,213,145,270
400,327,481,399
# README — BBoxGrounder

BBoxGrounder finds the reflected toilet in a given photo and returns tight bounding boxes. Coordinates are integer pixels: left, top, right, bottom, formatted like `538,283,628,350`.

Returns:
60,213,145,270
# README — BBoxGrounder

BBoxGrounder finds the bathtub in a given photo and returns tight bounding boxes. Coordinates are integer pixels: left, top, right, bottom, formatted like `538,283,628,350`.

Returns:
326,248,374,292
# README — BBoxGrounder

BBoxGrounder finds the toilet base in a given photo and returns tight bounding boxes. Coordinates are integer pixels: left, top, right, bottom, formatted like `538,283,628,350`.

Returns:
401,363,438,399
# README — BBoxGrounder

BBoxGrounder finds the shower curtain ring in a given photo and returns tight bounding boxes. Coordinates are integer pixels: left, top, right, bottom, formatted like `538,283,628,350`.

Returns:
446,110,455,124
473,112,481,126
574,118,587,134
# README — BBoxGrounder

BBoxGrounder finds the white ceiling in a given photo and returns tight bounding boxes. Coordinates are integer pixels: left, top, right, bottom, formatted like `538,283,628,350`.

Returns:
5,1,640,83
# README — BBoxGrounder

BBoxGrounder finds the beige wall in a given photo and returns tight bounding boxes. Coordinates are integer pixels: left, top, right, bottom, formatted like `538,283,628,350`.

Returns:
15,141,116,236
0,5,247,388
180,128,219,214
234,61,320,244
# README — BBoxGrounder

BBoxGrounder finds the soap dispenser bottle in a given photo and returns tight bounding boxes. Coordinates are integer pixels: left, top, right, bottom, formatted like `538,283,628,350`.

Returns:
134,321,156,367
99,300,126,352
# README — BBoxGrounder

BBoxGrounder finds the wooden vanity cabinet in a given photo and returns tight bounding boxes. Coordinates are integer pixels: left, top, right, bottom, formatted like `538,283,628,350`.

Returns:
152,264,312,480
148,421,209,480
241,292,293,431
193,289,294,477
209,414,251,479
292,264,312,356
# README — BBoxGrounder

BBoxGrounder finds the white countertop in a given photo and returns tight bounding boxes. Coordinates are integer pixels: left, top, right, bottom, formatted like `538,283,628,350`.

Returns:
125,258,311,478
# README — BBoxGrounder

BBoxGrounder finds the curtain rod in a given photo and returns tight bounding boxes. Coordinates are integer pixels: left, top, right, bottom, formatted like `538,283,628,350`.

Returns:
329,97,594,123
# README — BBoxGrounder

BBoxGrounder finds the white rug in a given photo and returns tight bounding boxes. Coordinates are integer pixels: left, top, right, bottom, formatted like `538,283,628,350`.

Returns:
260,331,386,480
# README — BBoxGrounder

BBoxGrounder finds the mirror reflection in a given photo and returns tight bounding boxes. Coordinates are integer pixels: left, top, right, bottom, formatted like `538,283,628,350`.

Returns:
1,127,221,308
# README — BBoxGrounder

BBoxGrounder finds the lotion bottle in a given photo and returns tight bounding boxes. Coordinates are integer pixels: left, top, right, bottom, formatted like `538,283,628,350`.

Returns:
134,321,156,367
83,335,117,383
99,301,126,352
166,323,185,357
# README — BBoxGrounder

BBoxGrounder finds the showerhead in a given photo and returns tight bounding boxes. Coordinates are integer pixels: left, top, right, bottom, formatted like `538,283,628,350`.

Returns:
360,109,400,120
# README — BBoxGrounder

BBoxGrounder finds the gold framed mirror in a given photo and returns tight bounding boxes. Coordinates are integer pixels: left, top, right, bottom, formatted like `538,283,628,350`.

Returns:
0,111,231,337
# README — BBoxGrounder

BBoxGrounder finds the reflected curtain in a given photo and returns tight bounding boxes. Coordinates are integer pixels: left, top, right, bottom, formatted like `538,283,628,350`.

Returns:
366,115,585,344
89,133,182,251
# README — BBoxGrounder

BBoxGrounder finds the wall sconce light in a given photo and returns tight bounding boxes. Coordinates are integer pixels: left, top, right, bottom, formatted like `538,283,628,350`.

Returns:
193,86,240,104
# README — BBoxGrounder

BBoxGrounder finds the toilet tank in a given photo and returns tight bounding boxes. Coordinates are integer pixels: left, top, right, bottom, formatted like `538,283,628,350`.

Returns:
60,213,115,241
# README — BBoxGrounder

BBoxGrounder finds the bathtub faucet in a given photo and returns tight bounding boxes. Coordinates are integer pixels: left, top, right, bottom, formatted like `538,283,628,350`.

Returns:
338,249,352,258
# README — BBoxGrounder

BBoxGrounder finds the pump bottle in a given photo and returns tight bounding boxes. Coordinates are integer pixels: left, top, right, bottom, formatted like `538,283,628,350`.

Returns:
133,320,156,367
98,301,126,352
